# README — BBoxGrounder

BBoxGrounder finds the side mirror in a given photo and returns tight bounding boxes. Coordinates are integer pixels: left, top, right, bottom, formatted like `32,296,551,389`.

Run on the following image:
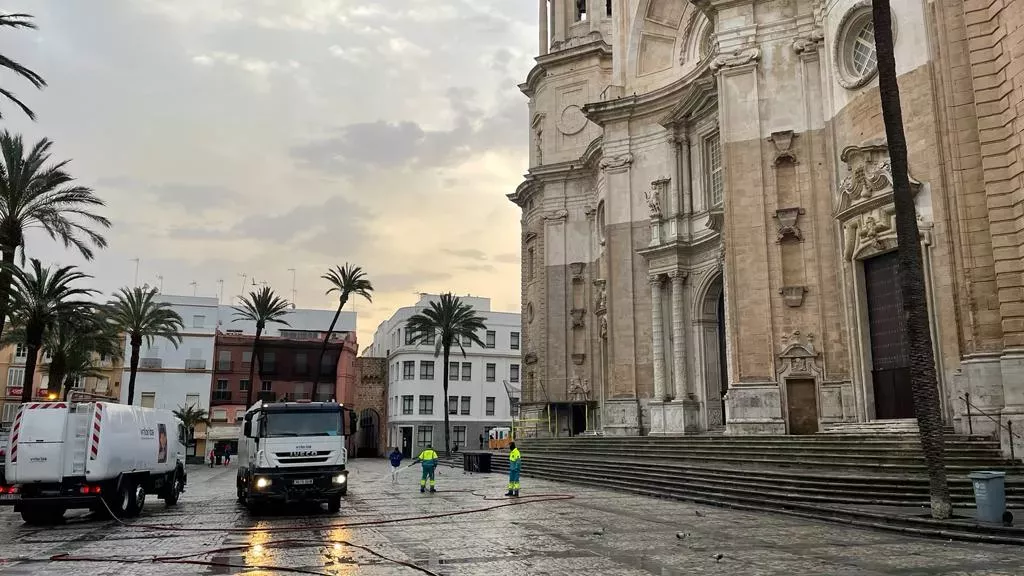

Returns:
243,421,252,437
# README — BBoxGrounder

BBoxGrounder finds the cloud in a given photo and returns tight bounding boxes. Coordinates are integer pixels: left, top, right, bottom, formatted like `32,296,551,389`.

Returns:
150,183,236,207
328,44,370,64
373,271,452,293
443,248,488,261
493,252,520,263
460,263,496,272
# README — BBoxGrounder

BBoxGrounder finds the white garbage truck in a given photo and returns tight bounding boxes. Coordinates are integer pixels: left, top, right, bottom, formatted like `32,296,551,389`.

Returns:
236,400,350,513
2,397,187,524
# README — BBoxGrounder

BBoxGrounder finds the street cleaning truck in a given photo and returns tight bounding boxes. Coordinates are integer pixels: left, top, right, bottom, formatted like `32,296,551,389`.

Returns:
3,397,187,524
237,400,350,514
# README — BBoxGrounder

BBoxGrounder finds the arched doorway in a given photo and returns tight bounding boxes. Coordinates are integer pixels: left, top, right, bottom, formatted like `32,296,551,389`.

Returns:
356,408,381,458
697,273,729,429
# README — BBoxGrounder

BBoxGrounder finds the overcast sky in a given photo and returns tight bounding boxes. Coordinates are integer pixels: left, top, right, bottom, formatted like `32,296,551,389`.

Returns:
3,0,533,347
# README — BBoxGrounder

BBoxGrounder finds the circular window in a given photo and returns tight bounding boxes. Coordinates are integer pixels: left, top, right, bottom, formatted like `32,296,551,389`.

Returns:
834,3,892,90
526,302,535,324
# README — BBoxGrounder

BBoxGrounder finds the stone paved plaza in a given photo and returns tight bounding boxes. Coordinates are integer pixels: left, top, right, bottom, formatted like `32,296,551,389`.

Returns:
0,459,1022,575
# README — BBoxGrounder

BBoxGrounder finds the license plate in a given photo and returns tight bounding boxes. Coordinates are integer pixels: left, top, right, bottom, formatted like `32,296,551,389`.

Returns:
292,479,314,486
0,494,19,500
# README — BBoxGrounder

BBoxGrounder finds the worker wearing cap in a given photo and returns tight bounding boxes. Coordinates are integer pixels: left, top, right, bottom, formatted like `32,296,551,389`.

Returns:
506,442,521,497
415,444,439,493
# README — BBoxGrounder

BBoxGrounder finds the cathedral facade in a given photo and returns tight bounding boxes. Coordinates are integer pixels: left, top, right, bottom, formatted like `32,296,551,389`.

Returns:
507,0,1024,457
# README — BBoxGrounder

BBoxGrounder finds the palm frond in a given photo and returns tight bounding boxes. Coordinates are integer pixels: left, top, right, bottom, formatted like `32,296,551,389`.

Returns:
232,285,292,328
106,286,184,348
405,293,488,358
322,263,374,307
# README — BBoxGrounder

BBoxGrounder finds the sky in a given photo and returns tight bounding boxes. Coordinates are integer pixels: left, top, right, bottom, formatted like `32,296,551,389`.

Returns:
2,0,533,349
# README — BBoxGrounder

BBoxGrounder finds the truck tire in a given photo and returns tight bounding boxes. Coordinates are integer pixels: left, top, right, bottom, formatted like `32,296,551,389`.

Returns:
125,482,147,518
164,470,183,506
21,506,65,525
108,479,133,519
327,496,341,514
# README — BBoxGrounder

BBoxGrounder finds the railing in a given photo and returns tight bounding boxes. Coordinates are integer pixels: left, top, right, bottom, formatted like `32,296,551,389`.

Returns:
962,393,1023,461
212,390,232,402
139,357,162,369
216,361,234,372
185,359,207,371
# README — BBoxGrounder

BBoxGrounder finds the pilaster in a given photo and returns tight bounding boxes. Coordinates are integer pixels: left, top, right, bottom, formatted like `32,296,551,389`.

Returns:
650,274,667,401
670,270,688,400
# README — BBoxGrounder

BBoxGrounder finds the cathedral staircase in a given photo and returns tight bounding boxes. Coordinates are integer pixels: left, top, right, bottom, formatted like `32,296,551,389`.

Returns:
482,434,1024,544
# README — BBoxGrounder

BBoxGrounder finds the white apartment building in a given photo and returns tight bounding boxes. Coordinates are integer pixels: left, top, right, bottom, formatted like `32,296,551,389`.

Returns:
366,294,521,457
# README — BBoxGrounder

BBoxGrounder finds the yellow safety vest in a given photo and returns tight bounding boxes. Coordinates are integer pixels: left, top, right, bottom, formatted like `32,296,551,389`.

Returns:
418,449,438,461
509,448,521,462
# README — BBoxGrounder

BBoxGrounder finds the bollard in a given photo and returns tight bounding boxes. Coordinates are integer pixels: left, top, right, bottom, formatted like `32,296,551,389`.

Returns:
968,471,1007,524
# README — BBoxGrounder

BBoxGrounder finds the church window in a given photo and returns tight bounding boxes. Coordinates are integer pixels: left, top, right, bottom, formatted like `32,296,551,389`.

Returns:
575,0,587,21
700,26,716,59
835,5,887,90
705,132,723,208
527,247,535,281
606,0,612,16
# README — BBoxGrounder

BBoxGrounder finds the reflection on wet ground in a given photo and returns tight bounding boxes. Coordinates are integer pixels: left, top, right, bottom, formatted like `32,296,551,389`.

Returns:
1,459,1022,575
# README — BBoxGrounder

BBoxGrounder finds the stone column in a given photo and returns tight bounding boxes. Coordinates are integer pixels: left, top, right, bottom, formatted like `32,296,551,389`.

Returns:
650,274,666,401
539,0,549,55
670,271,687,400
678,135,692,215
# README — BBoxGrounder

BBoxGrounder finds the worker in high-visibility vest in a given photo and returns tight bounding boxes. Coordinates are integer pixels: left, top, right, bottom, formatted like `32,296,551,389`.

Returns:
506,442,521,497
415,444,439,493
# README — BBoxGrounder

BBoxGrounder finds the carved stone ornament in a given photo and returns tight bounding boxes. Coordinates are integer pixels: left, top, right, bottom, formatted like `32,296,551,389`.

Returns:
792,29,825,54
710,47,761,72
571,353,586,366
531,113,545,164
599,316,608,340
768,130,797,165
843,205,898,261
599,153,634,173
705,208,724,233
557,105,588,136
835,142,921,217
523,352,538,365
780,285,808,307
569,262,585,281
776,330,822,379
775,207,805,242
646,178,668,220
568,376,591,401
570,308,586,329
593,279,608,315
542,209,569,222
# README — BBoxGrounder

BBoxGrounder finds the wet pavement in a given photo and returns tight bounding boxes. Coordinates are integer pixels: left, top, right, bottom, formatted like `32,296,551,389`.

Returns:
1,459,1022,575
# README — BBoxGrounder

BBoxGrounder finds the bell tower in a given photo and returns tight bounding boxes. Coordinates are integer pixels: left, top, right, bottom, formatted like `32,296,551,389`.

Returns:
539,0,614,55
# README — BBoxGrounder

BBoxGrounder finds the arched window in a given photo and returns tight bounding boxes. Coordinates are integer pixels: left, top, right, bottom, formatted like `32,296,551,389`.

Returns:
705,132,723,208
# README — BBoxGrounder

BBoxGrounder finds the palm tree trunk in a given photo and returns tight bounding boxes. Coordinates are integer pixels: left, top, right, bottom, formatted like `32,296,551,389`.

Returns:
127,335,141,405
314,301,344,400
20,342,40,403
872,0,951,519
442,345,451,457
0,247,15,340
246,325,263,407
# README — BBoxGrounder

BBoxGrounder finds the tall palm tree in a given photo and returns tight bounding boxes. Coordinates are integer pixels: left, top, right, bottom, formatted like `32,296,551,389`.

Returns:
405,293,487,456
0,132,111,339
106,286,184,405
871,0,950,519
0,13,47,120
4,260,95,403
173,404,209,451
233,286,291,407
314,264,373,399
3,306,121,399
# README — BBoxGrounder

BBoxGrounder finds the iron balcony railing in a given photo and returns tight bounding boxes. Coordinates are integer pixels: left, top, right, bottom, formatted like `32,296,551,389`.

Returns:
185,359,207,371
139,357,162,369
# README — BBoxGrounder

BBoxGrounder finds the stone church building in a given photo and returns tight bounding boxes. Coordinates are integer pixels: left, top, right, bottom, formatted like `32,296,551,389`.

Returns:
507,0,1024,456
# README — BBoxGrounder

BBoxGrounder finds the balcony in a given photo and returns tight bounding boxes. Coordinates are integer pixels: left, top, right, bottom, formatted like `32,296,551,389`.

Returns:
216,360,234,372
257,391,277,403
185,359,207,371
211,390,232,403
259,363,277,376
139,357,162,369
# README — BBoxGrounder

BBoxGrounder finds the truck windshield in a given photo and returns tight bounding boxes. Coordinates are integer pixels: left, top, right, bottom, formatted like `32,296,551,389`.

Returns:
263,411,342,437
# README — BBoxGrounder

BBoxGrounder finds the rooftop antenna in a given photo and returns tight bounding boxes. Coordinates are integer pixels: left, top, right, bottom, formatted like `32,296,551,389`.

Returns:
156,274,164,293
189,281,198,296
238,273,248,297
287,268,297,305
130,258,140,287
216,279,224,304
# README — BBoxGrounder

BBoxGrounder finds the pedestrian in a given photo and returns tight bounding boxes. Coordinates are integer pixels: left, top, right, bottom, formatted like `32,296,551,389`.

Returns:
389,447,403,484
505,441,521,497
479,433,484,450
223,449,231,466
415,444,438,493
209,448,215,468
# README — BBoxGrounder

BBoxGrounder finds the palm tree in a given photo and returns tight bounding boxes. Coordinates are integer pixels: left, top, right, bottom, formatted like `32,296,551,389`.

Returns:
4,260,96,403
173,404,209,451
106,286,184,405
405,293,487,456
0,132,111,339
314,264,373,399
0,13,47,120
3,306,121,399
871,0,950,519
233,286,291,407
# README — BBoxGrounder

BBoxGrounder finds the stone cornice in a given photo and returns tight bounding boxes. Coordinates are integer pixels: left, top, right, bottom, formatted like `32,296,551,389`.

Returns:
636,230,722,260
582,65,714,126
519,35,612,98
658,76,718,128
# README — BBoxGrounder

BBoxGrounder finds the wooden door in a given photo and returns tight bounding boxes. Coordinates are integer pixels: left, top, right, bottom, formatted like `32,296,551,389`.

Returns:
863,252,915,419
786,378,819,435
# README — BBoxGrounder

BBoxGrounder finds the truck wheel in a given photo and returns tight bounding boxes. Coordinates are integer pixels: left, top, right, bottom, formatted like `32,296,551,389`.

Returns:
327,497,341,514
108,479,133,519
125,482,146,518
21,506,64,525
164,470,182,506
245,497,263,516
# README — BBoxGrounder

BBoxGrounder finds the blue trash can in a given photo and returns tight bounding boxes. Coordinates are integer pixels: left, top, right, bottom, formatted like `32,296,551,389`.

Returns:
968,471,1006,524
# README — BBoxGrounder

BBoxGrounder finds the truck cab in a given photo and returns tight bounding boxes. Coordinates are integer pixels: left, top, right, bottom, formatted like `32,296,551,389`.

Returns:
236,400,351,513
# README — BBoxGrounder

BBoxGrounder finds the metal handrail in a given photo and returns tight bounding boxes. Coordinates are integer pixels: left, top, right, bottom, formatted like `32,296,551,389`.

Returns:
962,393,1021,460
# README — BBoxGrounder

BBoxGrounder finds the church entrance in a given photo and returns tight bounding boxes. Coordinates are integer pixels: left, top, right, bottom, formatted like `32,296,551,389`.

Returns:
716,289,728,424
699,274,729,429
863,251,915,419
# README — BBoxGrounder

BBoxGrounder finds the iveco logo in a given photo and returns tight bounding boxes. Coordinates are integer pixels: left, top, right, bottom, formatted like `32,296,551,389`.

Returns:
290,451,316,457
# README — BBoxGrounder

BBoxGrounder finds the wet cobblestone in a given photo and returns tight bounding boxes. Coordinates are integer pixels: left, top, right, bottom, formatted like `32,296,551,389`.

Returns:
1,460,1022,575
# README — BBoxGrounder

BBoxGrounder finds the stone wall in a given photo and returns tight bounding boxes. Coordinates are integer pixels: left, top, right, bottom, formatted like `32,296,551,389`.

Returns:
352,357,388,457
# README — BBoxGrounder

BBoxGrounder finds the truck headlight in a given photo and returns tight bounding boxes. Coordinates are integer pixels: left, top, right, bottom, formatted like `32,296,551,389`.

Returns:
255,477,271,489
332,474,347,485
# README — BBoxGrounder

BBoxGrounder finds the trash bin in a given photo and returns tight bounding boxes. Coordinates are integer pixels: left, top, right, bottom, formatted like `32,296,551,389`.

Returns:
968,470,1007,524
